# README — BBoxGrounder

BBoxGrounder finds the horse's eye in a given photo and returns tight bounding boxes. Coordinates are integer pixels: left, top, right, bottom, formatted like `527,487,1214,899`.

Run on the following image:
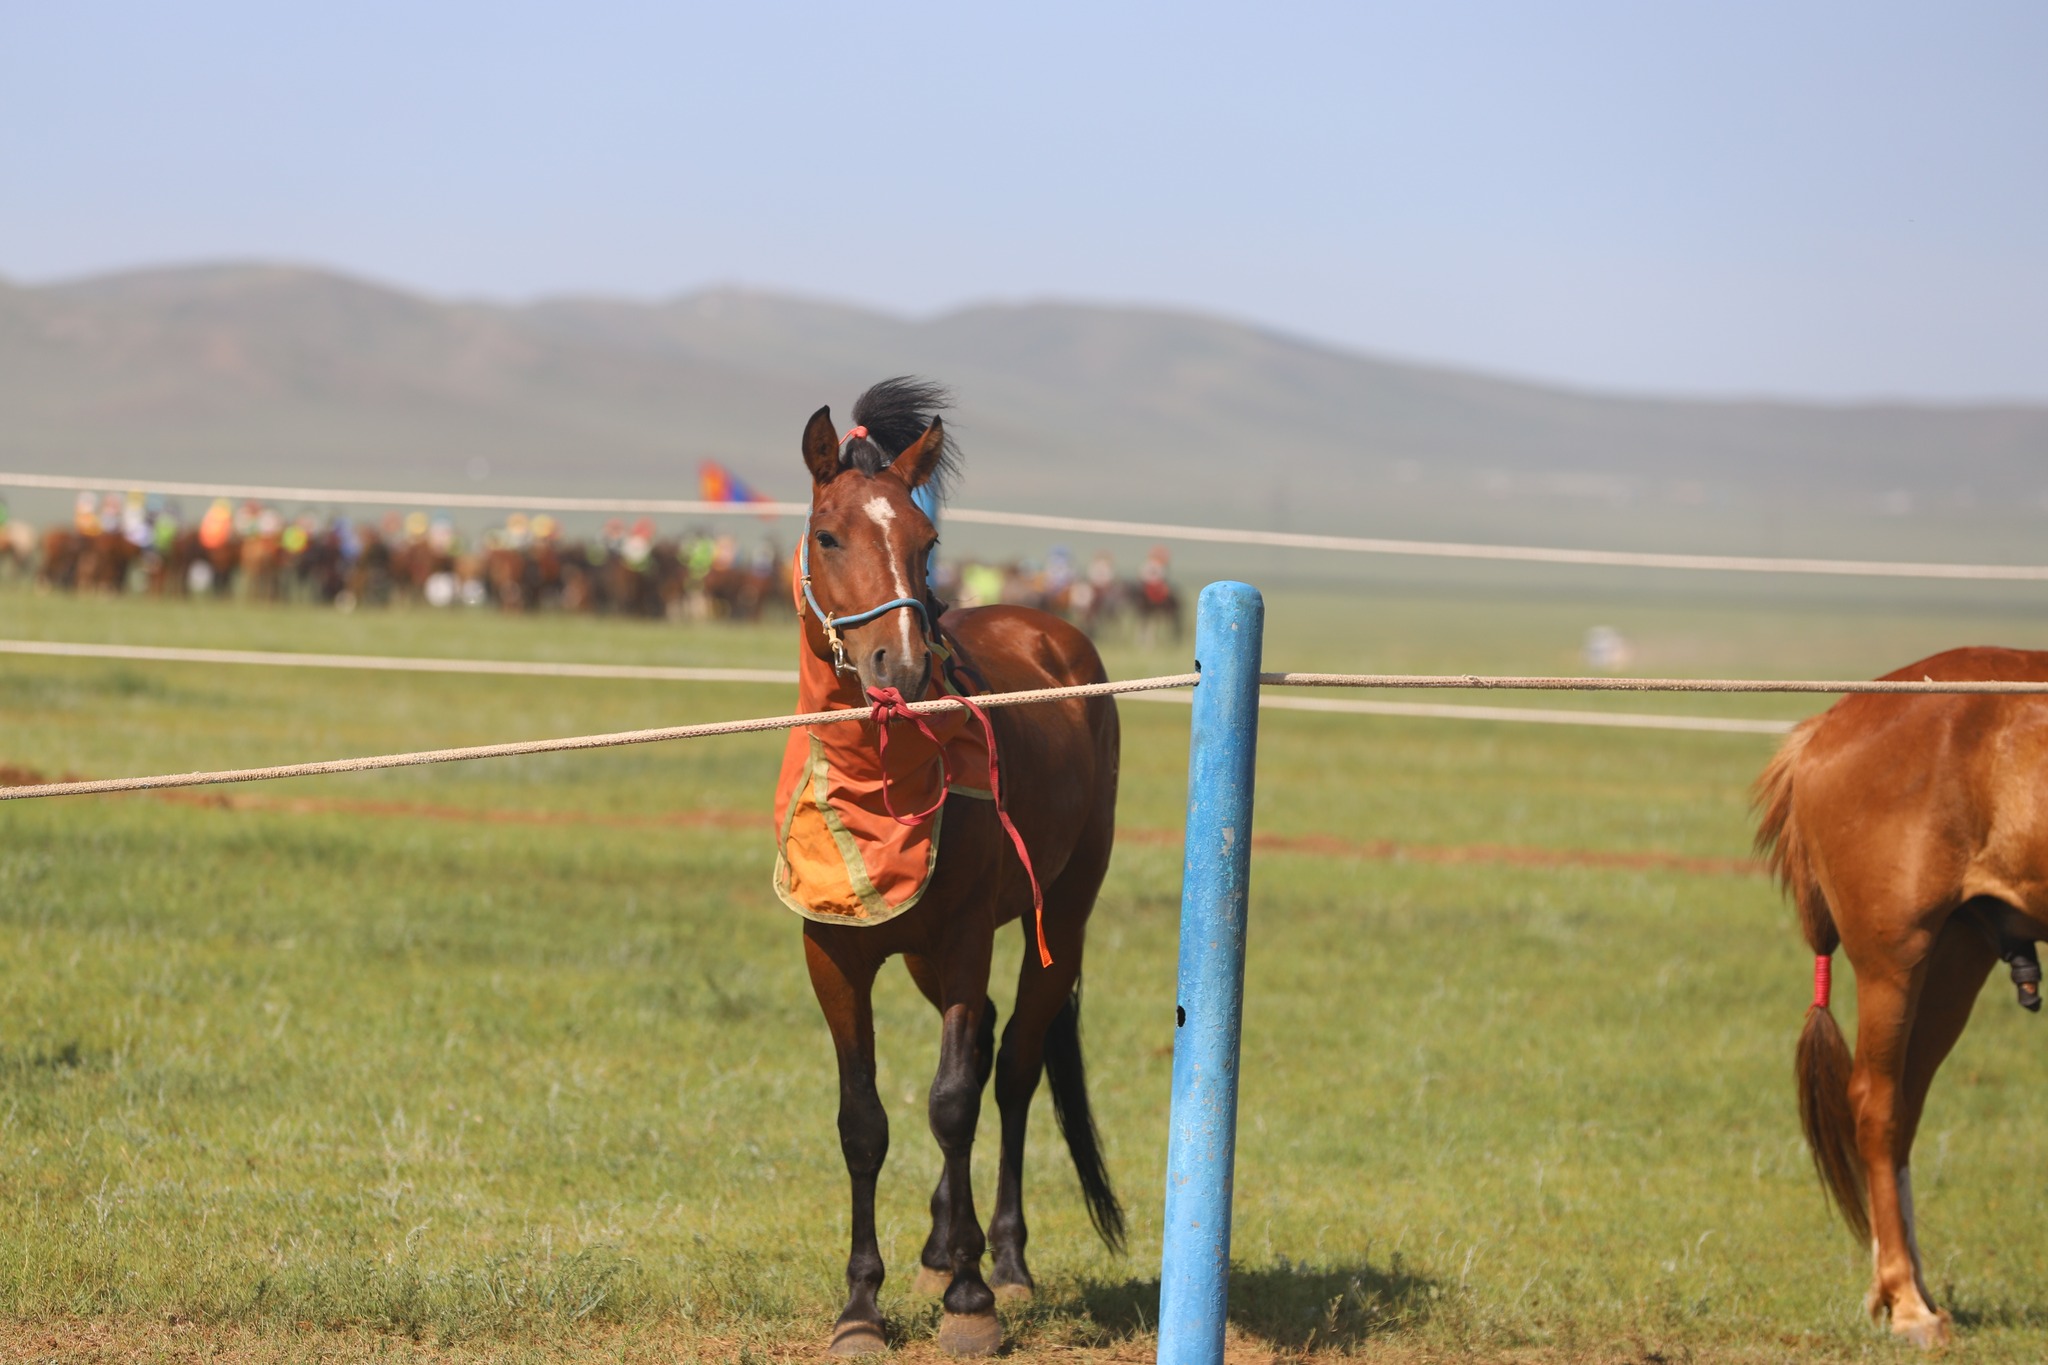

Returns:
814,531,840,550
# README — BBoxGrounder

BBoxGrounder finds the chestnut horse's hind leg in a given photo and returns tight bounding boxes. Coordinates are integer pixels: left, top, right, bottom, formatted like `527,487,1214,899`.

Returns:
1844,912,1986,1349
804,929,891,1357
927,926,1003,1355
1869,915,1996,1336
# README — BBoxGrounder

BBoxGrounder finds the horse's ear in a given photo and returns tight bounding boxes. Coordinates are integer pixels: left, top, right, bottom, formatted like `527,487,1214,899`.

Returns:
888,417,945,491
801,406,840,485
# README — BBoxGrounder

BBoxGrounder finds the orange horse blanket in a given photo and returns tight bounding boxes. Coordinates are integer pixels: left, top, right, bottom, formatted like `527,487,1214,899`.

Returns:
773,641,991,926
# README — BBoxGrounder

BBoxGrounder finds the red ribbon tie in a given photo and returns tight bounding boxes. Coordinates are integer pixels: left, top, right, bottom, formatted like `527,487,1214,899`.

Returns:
866,686,1050,967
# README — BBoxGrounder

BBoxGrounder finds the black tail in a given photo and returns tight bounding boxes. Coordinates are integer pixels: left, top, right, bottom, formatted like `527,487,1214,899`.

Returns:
1044,981,1126,1253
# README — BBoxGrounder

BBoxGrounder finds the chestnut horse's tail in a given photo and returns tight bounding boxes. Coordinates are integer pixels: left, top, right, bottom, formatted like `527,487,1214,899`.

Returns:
1755,719,1868,1242
1044,980,1126,1253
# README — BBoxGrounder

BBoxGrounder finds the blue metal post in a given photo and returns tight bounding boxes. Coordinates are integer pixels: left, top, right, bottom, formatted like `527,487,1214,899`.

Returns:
1157,580,1264,1365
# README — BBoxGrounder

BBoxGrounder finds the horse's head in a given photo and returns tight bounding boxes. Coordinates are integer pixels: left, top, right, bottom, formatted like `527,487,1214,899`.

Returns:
799,401,948,698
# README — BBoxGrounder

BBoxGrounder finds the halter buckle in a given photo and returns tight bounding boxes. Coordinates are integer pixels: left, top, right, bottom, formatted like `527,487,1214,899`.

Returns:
824,617,854,675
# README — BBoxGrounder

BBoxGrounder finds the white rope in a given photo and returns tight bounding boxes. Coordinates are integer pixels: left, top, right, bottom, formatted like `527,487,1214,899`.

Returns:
11,646,2047,803
8,469,2046,581
1132,690,1795,735
0,639,799,686
5,639,1804,735
1261,671,2048,695
945,510,2048,581
0,673,1198,802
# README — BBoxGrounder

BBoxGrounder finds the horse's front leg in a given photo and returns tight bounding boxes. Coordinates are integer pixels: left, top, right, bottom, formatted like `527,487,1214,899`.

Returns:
805,929,890,1357
929,935,1001,1355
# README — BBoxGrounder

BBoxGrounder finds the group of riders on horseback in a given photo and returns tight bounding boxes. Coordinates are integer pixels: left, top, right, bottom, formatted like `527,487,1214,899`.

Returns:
11,492,789,618
1,490,1182,637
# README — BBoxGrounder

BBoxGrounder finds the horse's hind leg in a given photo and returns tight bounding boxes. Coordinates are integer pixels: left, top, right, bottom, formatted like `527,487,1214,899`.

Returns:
985,866,1101,1300
926,924,1003,1354
1843,921,1958,1348
804,928,891,1357
1867,914,1996,1335
902,953,995,1297
985,932,1085,1299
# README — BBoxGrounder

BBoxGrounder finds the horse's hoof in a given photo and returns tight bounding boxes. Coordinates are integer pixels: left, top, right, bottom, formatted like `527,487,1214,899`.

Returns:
991,1279,1034,1303
937,1310,1003,1357
1892,1310,1953,1349
911,1264,952,1296
828,1320,889,1356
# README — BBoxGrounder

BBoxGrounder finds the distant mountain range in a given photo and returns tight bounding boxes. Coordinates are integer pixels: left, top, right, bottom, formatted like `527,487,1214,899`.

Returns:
3,262,2044,560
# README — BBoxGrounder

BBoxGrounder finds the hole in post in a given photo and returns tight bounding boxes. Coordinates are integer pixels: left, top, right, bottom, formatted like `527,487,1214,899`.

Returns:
1176,1005,1186,1027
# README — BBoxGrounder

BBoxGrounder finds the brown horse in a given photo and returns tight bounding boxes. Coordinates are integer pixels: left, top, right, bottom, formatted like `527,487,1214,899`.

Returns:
788,379,1124,1356
1757,646,2048,1346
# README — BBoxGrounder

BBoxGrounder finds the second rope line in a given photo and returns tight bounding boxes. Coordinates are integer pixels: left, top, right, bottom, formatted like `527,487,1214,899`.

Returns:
10,668,2048,804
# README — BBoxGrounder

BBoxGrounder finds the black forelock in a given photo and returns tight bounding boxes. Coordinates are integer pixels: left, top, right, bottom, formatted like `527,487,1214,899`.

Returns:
842,376,962,502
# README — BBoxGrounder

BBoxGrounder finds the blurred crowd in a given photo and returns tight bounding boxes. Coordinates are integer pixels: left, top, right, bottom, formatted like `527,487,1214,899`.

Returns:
9,492,786,620
940,544,1183,642
1,492,1182,640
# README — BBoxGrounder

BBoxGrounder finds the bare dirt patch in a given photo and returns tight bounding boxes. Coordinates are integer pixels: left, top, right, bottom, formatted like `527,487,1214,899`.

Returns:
0,762,85,787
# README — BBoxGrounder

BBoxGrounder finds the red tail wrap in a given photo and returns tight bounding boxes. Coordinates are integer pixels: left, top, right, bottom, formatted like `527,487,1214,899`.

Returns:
867,686,1050,967
1813,953,1832,1009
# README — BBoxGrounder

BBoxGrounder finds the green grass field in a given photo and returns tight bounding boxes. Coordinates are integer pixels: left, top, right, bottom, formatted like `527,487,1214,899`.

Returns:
4,580,2048,1363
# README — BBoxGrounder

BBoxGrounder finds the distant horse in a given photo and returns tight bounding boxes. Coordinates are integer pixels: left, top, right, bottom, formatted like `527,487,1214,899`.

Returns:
784,379,1123,1356
176,527,241,597
0,520,36,580
35,527,83,589
39,528,138,593
237,529,286,602
1757,647,2048,1346
482,545,535,611
1129,578,1182,645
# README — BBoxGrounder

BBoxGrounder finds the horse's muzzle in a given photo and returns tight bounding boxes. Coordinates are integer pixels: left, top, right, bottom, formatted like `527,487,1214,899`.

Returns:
854,642,932,701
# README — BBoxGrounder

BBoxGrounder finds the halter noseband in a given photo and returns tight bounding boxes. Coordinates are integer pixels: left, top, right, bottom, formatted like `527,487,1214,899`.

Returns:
799,428,934,675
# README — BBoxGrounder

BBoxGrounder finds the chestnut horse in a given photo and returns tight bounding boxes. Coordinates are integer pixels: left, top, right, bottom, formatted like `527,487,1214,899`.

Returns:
1757,646,2048,1346
790,380,1124,1356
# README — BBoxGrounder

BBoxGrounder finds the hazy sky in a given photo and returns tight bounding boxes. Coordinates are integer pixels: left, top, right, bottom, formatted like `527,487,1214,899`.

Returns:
4,2,2043,400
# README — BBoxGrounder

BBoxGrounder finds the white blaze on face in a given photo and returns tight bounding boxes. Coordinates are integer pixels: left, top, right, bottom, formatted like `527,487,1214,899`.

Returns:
863,494,917,663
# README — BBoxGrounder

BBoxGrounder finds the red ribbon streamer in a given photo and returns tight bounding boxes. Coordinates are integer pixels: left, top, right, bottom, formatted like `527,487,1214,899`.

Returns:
867,685,1050,967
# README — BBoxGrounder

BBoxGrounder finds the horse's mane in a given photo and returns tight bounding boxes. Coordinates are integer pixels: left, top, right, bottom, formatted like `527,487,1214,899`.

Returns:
842,377,962,504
